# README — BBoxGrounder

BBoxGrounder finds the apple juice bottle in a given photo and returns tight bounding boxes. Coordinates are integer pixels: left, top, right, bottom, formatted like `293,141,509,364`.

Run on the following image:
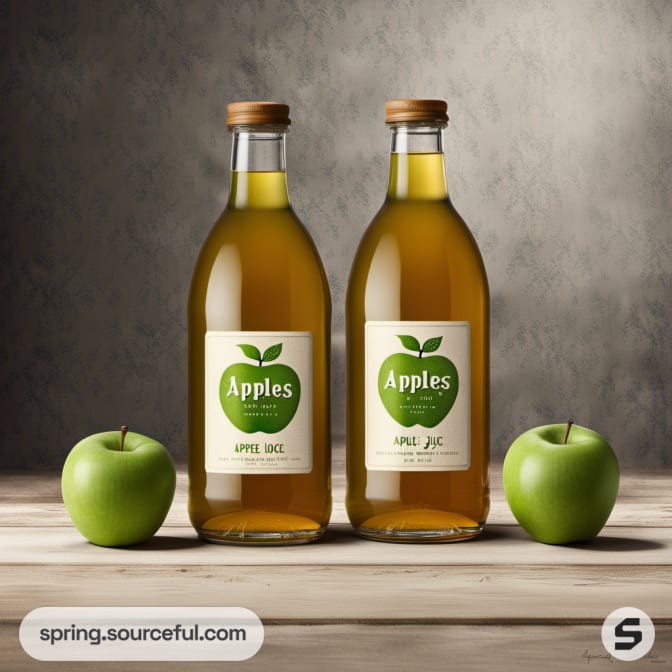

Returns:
188,102,331,544
346,99,489,542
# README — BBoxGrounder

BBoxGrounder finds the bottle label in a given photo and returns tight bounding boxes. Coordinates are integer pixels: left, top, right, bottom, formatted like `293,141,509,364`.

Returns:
365,321,470,471
205,332,312,474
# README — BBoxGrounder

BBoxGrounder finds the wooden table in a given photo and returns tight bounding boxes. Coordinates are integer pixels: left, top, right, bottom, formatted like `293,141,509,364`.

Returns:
1,454,670,671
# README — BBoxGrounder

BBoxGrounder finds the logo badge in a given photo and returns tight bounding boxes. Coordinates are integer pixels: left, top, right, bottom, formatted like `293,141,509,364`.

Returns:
601,607,655,661
378,335,459,428
219,343,301,433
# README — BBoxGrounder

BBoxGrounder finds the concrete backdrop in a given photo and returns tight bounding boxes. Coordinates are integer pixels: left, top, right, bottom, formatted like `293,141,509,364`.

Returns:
1,0,670,469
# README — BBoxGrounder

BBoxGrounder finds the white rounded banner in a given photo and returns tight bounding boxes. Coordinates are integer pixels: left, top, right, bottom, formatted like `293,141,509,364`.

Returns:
20,607,264,661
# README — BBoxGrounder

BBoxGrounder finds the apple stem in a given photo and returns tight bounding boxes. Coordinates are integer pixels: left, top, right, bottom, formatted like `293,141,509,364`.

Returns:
120,425,128,452
563,418,574,445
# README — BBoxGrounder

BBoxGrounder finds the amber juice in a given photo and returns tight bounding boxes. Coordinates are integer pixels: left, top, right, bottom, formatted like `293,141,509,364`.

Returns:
346,120,490,541
189,117,331,544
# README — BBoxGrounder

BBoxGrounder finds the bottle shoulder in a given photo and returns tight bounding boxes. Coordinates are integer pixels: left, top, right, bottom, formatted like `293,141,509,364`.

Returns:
347,197,489,300
374,196,465,225
355,197,482,259
346,197,490,320
214,203,305,231
196,205,318,257
189,206,330,302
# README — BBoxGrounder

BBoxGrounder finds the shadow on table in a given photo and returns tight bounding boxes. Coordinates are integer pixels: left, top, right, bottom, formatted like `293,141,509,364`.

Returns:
568,536,666,552
473,526,666,551
120,535,203,551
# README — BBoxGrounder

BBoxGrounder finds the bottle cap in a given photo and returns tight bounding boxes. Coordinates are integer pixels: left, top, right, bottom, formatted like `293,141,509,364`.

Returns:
385,99,448,124
226,102,291,126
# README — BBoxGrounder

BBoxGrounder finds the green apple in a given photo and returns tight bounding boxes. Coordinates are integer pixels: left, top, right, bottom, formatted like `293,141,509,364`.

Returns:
503,419,620,544
219,343,300,433
378,335,459,427
62,426,176,547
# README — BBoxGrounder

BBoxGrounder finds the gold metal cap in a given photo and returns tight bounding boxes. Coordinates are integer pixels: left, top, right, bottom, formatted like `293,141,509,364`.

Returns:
226,101,291,126
385,99,448,124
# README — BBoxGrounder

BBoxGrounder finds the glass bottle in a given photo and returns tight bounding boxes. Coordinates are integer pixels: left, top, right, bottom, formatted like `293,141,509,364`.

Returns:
188,102,331,544
346,99,489,542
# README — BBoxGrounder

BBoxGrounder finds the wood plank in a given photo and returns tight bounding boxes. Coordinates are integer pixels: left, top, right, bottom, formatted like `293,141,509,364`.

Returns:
1,623,670,672
1,523,670,566
1,563,670,622
1,465,671,527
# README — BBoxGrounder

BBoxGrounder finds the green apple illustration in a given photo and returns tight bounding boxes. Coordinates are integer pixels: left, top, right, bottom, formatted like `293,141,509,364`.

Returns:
378,335,459,428
219,343,300,433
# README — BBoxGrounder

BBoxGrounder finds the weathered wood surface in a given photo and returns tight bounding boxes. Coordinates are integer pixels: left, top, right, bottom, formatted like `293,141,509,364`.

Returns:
1,624,671,672
1,457,670,671
2,623,670,672
2,562,670,620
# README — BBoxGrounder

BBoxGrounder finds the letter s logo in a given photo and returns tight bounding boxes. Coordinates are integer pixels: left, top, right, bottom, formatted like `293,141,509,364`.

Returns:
602,608,655,661
614,617,642,650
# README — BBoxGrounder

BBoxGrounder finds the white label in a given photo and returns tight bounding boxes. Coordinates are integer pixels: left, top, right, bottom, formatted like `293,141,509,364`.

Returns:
365,321,470,471
205,332,312,474
20,607,264,661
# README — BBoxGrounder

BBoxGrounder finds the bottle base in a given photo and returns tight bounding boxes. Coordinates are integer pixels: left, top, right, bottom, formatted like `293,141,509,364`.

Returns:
197,527,327,545
194,509,328,545
353,508,485,543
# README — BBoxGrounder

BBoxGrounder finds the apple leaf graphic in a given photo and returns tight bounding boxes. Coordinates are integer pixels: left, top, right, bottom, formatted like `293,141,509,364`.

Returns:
238,344,262,362
421,337,443,354
262,343,283,363
398,335,421,353
236,343,283,366
397,335,443,358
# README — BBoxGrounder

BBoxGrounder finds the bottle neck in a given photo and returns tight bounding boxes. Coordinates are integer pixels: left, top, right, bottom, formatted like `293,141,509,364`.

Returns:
228,125,290,209
386,124,448,200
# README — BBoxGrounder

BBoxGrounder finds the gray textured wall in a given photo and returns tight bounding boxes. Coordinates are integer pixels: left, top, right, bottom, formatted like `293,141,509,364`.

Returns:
1,0,670,469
